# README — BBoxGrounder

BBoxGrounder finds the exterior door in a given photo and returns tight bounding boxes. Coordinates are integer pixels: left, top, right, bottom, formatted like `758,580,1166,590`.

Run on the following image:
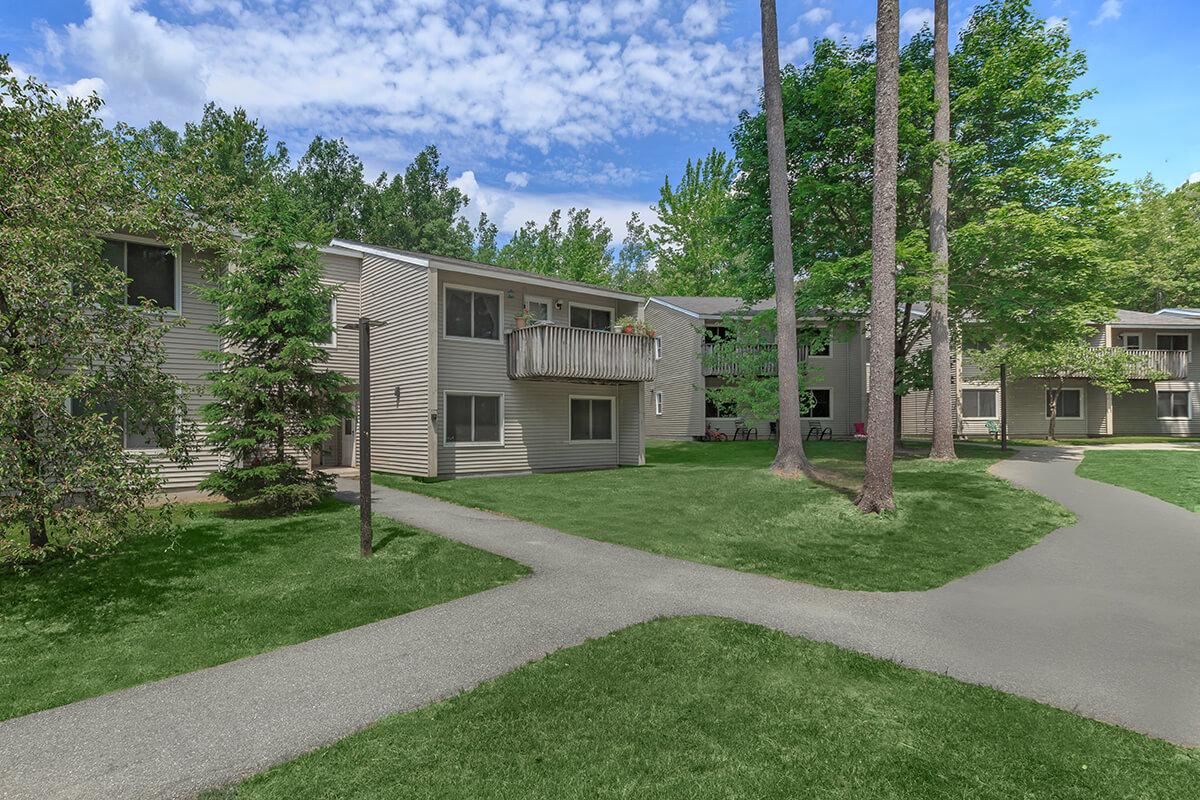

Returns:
341,416,356,466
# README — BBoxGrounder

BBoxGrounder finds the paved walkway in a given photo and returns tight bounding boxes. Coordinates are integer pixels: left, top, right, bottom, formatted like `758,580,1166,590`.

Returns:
2,447,1198,799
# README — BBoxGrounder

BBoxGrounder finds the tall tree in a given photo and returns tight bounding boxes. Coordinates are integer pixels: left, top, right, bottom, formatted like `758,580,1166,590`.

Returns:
472,212,500,264
198,186,352,514
497,208,616,285
650,149,737,295
758,0,812,476
928,0,955,459
290,136,367,240
858,0,900,513
0,59,212,564
613,212,658,294
360,145,474,258
1107,178,1200,311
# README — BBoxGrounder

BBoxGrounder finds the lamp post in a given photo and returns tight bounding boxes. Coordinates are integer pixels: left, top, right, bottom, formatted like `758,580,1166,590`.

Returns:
999,362,1008,451
344,317,387,557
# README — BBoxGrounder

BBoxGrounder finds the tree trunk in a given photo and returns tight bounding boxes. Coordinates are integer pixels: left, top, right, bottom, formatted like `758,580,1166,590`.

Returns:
928,0,956,461
892,391,902,445
1047,385,1059,440
29,512,48,550
857,0,900,513
759,0,811,476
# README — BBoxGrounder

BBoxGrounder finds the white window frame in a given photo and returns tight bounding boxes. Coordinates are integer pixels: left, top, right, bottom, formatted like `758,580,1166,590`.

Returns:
1046,387,1084,420
443,283,504,344
799,387,833,419
523,294,553,324
315,294,337,348
442,391,505,447
567,301,616,331
1121,333,1141,350
568,394,616,443
654,337,662,360
70,396,180,454
654,391,663,416
1155,389,1192,420
104,235,182,315
961,388,999,420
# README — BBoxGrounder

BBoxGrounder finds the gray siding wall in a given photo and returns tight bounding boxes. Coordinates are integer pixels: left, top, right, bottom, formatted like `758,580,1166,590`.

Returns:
434,269,644,476
318,253,362,378
644,303,705,439
1111,325,1200,435
360,254,435,476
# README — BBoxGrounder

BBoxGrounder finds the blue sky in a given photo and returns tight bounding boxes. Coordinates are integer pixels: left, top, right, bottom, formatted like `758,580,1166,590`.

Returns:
2,0,1197,239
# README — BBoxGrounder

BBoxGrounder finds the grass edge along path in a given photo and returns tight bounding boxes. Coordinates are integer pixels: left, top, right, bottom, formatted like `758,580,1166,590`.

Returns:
1076,449,1200,513
377,439,1073,592
0,501,528,721
206,617,1200,800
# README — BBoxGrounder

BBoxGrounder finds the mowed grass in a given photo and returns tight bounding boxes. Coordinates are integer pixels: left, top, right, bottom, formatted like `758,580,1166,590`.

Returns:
376,440,1072,591
0,501,526,721
966,435,1200,447
1077,450,1200,513
207,617,1200,800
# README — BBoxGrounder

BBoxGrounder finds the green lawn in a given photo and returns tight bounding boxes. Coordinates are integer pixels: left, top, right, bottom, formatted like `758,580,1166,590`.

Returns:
1077,450,1200,513
0,501,526,721
376,440,1072,592
966,435,1200,447
207,617,1200,800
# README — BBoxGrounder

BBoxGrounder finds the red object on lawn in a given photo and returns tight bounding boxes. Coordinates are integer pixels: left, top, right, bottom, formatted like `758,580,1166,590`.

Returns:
853,422,867,437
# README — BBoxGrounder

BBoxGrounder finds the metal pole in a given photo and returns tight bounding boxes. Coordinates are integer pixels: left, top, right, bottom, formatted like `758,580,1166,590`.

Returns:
999,362,1008,451
359,317,372,557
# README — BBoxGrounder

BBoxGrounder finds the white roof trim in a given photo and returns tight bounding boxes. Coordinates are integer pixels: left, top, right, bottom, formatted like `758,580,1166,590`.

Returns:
647,297,702,318
1157,308,1200,318
331,239,429,267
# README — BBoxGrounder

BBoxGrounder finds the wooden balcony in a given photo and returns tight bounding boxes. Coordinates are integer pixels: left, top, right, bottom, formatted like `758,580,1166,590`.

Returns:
507,324,657,383
701,343,824,376
1109,348,1190,379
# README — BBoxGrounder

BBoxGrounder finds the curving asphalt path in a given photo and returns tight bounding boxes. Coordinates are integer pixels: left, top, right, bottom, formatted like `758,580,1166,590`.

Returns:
1,446,1198,799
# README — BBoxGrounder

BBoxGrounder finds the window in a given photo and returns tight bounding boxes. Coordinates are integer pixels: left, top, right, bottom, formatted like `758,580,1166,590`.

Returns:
315,297,336,346
102,239,178,311
444,393,502,444
1157,390,1190,419
570,397,614,441
343,417,354,436
961,389,998,419
524,295,552,323
569,304,612,331
799,327,830,357
705,326,731,342
70,398,169,450
1047,389,1082,419
1122,334,1141,350
445,286,501,341
654,391,663,416
705,396,737,418
654,337,662,360
800,388,832,418
1157,334,1189,352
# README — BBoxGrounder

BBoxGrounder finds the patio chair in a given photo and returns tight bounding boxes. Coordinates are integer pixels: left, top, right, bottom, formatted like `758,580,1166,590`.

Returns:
806,425,833,441
733,420,758,441
853,422,867,439
985,420,1001,441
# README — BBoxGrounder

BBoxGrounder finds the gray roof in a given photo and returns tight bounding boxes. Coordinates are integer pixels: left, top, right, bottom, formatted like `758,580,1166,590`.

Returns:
330,238,645,302
1111,309,1200,327
650,296,776,317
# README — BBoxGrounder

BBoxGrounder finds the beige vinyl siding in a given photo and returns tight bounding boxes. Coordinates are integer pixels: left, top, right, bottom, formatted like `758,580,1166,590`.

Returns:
146,246,224,490
360,254,435,476
1109,325,1200,435
618,383,644,465
644,303,705,439
435,269,643,476
317,252,362,378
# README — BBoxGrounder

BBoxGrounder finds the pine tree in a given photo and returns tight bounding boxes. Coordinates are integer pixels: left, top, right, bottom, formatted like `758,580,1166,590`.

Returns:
199,187,352,513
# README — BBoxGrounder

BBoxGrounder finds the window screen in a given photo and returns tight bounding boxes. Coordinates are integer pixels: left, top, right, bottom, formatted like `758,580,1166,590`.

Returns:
570,306,611,331
570,398,614,440
961,389,997,418
1157,334,1189,352
125,242,177,309
445,394,501,443
1048,390,1082,418
1157,391,1189,419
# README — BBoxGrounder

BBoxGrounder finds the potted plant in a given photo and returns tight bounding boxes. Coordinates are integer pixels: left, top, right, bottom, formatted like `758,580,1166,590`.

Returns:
615,315,639,335
515,307,535,329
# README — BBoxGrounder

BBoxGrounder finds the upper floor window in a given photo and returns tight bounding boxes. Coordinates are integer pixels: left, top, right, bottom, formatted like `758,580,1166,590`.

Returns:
1157,334,1189,352
799,327,830,357
654,337,662,360
103,239,178,311
1121,333,1141,350
445,286,500,341
569,304,612,331
315,297,336,346
524,295,552,323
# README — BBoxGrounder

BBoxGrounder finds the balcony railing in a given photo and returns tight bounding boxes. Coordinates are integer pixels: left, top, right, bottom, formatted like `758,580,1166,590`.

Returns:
1105,347,1190,379
701,343,827,376
507,324,657,383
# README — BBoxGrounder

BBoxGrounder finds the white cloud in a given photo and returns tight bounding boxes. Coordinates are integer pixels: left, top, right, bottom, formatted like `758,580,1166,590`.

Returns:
451,170,656,236
41,0,759,158
781,36,811,65
1091,0,1122,25
505,171,530,189
823,22,848,40
1189,172,1200,185
900,7,934,37
1045,16,1069,33
801,7,832,25
64,0,206,126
